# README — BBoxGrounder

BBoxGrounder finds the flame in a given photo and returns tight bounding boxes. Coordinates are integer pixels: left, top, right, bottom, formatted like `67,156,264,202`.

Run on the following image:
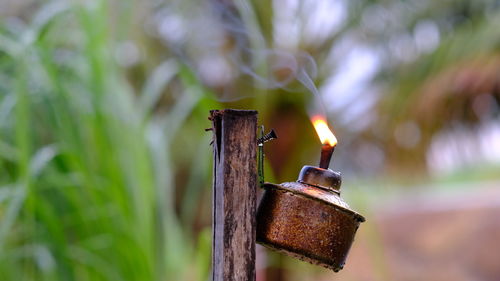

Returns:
312,115,337,146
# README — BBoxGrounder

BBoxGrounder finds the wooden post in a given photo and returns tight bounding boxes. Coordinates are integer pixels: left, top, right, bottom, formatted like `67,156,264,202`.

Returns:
210,109,257,281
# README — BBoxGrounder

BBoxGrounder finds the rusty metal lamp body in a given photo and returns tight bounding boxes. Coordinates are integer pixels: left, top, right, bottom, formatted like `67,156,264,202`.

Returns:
256,165,365,272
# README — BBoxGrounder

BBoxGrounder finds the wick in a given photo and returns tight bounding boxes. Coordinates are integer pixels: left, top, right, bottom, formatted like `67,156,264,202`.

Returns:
319,144,335,169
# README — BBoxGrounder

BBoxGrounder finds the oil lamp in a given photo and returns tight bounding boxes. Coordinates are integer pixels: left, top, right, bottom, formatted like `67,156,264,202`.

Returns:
256,116,365,272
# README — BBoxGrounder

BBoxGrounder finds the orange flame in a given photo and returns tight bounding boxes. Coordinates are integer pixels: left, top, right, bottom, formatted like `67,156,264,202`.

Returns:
312,115,337,147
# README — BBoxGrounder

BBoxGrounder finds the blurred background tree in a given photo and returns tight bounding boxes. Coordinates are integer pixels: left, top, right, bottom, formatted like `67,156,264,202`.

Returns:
0,0,499,280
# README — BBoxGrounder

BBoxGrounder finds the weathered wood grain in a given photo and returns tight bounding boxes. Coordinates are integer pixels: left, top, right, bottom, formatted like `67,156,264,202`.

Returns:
210,109,257,281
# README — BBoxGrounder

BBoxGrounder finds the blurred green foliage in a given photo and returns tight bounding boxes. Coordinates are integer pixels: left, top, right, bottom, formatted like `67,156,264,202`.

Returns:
0,1,217,280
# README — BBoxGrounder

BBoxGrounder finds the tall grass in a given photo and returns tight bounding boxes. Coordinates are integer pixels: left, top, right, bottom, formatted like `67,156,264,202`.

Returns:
0,1,214,280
